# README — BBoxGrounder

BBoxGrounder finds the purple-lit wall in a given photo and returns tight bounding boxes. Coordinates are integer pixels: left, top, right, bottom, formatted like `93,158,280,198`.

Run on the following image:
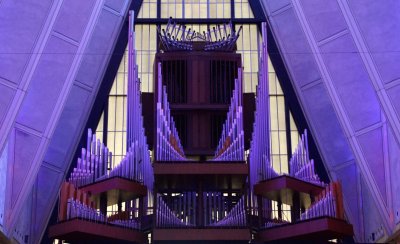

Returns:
0,0,131,243
261,0,400,242
1,0,399,242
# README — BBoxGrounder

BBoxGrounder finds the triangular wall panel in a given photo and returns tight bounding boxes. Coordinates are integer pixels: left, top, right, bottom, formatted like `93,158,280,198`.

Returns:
334,162,362,240
10,129,41,208
361,176,385,242
387,125,400,224
357,127,387,206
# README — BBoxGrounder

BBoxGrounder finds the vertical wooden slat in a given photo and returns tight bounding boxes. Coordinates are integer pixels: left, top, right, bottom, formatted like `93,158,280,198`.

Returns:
184,60,187,103
178,60,182,103
224,60,227,104
174,60,176,103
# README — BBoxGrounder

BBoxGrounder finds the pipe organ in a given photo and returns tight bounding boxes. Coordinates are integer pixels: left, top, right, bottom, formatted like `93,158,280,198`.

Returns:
48,13,353,244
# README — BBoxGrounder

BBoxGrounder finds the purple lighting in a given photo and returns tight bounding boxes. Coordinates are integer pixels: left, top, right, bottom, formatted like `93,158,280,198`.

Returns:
289,129,325,186
66,197,107,223
249,22,276,187
209,196,246,227
211,67,244,161
68,128,111,188
155,191,247,228
156,62,187,161
156,193,196,228
68,11,154,190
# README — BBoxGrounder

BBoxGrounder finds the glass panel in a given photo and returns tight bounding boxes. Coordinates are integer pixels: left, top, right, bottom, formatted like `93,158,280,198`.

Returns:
161,3,168,17
269,97,278,130
234,0,254,18
290,113,300,154
277,96,286,129
290,112,297,130
272,155,281,173
276,78,284,95
114,131,125,156
244,73,252,92
242,2,249,18
268,57,275,72
107,131,115,155
271,131,280,155
96,112,104,132
282,203,291,222
279,131,287,153
107,97,116,131
116,73,125,94
138,0,157,18
291,131,300,154
280,155,288,174
236,24,259,93
176,3,183,18
135,25,158,92
162,0,231,19
110,78,117,95
199,3,207,18
268,73,276,95
209,3,217,18
223,3,230,18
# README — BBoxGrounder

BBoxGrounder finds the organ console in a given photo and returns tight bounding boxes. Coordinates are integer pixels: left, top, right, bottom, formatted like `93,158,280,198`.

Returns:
48,12,353,244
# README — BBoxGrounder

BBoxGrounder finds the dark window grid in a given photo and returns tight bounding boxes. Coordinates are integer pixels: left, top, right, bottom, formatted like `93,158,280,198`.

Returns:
110,73,127,96
107,132,127,152
107,96,127,130
137,50,157,92
137,0,158,19
139,0,259,24
235,24,259,93
106,130,128,133
107,96,127,156
268,73,280,95
234,0,254,19
160,0,231,19
135,18,259,25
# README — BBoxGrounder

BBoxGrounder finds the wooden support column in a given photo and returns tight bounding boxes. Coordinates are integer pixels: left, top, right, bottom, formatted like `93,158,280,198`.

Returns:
139,197,144,220
292,191,300,221
99,193,107,216
117,197,122,212
257,195,263,228
277,200,282,220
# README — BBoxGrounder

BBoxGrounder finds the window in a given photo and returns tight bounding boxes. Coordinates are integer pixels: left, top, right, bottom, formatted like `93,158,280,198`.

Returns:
161,0,231,19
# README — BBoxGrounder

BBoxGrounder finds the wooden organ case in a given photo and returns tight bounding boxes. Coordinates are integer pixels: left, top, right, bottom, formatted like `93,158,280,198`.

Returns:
154,48,241,158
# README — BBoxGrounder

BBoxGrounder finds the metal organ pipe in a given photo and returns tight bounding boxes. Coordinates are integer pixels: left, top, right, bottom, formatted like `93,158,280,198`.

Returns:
68,128,111,188
300,182,343,221
156,193,195,228
60,182,141,230
211,68,244,161
155,191,248,228
247,23,278,217
248,22,277,187
156,62,188,161
247,25,327,225
289,129,325,187
68,10,154,195
210,196,246,227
